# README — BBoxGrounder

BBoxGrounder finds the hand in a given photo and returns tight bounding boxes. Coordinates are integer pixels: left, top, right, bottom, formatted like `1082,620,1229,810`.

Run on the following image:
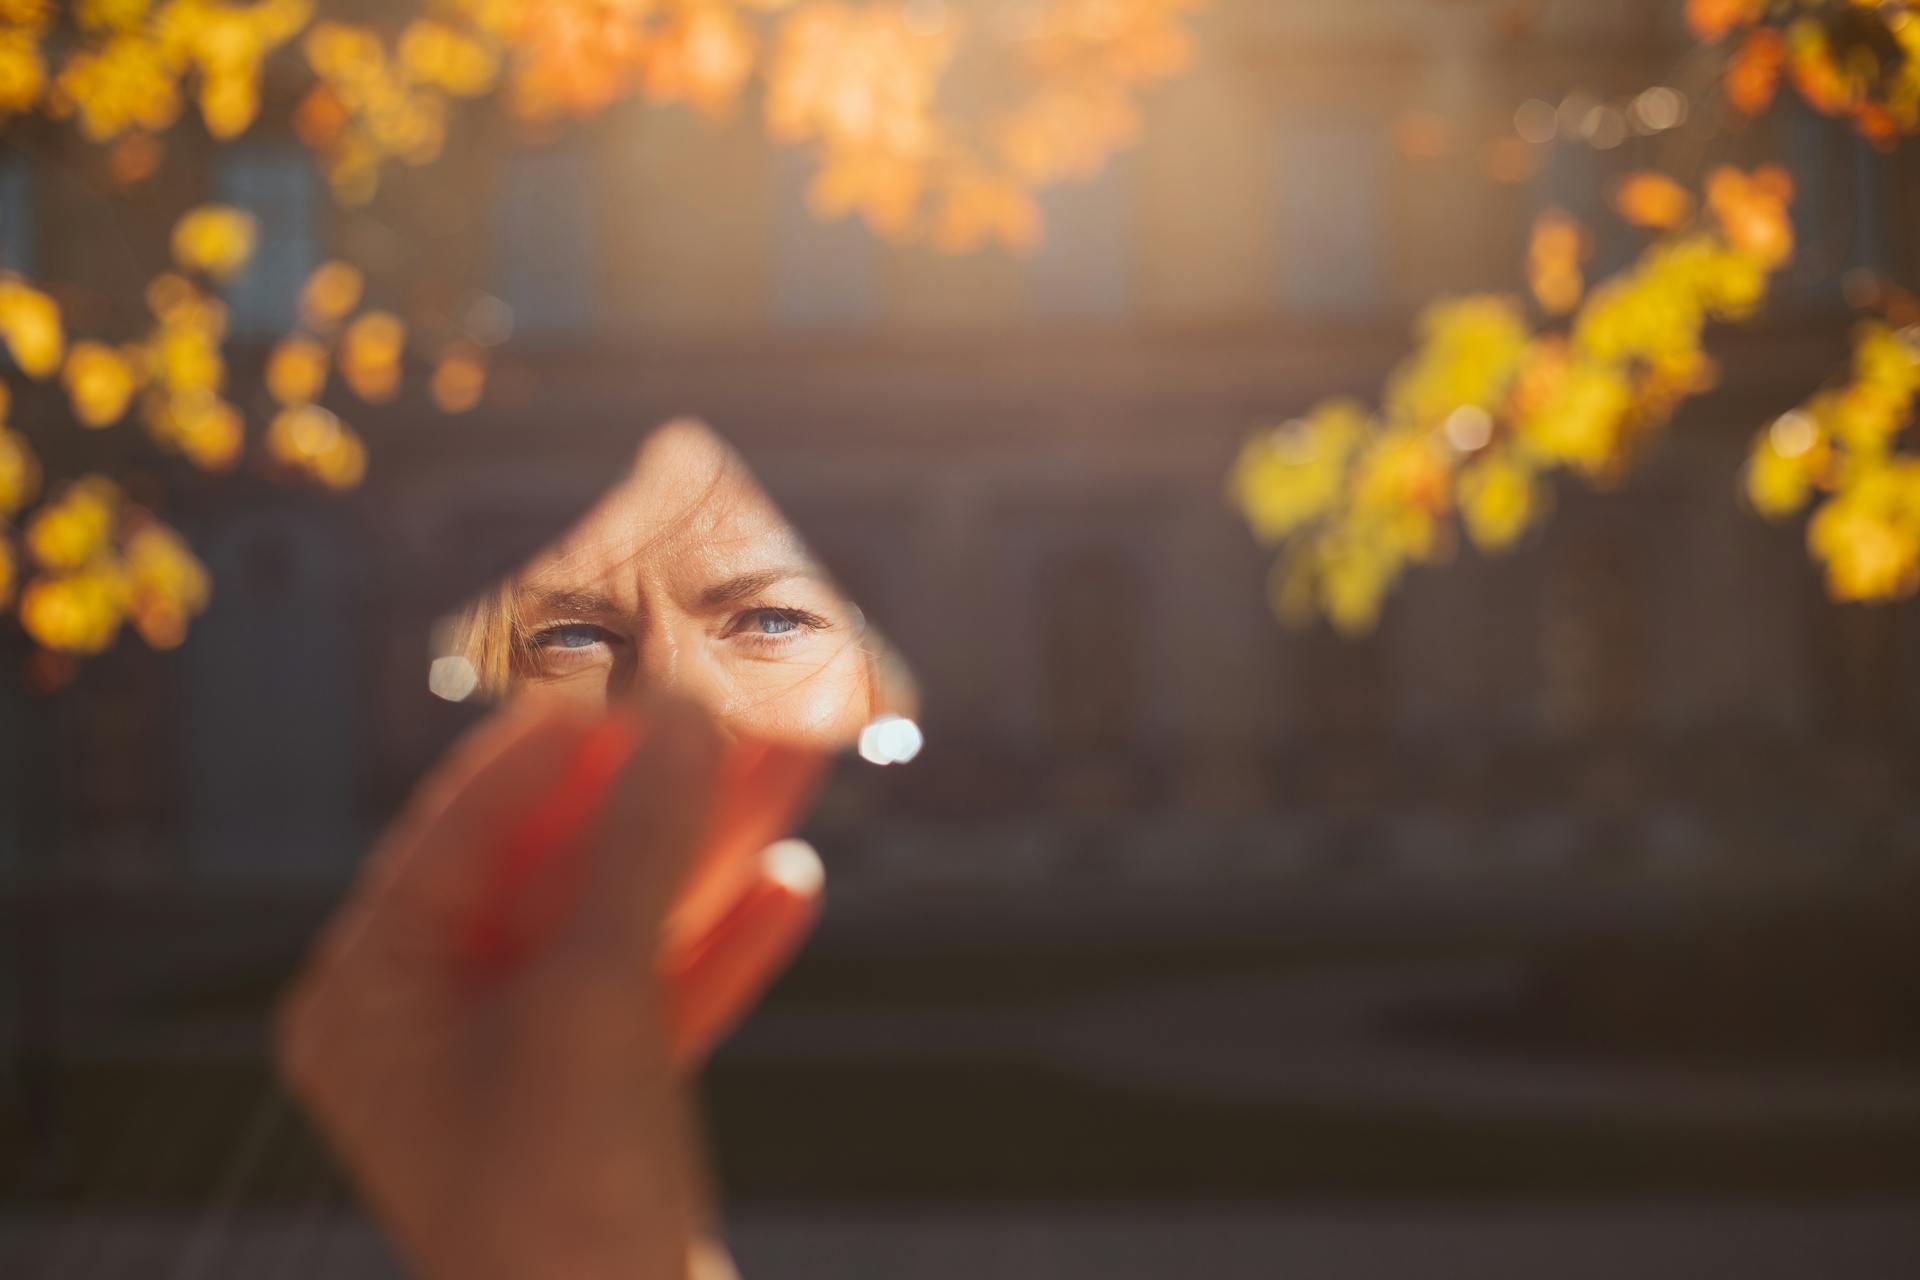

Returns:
276,696,824,1280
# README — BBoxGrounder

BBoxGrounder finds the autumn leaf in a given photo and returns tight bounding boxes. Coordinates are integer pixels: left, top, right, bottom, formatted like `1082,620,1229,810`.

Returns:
339,310,405,402
1614,171,1695,230
171,204,259,279
267,335,330,405
63,340,138,427
430,342,486,413
1726,27,1785,116
0,425,40,515
1706,164,1793,268
299,259,365,329
1527,209,1586,315
1686,0,1757,42
25,477,118,571
0,277,64,378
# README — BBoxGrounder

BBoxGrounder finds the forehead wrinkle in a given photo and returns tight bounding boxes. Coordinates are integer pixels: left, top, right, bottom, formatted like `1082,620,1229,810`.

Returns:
523,452,733,590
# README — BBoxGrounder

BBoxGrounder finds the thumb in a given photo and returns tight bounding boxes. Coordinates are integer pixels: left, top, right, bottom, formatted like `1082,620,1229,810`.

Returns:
664,839,825,1069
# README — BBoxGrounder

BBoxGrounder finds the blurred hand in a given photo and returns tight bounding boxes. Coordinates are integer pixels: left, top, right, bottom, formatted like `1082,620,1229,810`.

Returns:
277,696,824,1280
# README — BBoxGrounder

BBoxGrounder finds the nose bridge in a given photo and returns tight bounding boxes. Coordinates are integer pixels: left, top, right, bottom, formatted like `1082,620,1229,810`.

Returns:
633,604,727,710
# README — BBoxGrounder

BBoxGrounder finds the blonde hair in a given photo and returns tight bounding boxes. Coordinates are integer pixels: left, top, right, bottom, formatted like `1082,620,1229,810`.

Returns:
450,579,525,700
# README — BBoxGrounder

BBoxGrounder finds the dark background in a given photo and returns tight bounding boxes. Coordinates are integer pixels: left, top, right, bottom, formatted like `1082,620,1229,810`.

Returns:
5,3,1920,1276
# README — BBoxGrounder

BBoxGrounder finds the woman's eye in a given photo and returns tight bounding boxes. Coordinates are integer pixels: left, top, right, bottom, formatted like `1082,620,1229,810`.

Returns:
531,623,617,652
724,607,827,644
742,609,801,636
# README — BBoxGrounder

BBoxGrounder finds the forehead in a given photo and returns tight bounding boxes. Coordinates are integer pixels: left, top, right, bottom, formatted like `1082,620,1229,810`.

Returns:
527,424,801,587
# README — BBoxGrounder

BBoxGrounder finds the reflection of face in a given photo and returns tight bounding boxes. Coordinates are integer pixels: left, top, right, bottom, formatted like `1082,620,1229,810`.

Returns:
507,422,874,747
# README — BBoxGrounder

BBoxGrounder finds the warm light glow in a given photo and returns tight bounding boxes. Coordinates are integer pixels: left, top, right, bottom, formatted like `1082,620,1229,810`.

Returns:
1443,405,1493,454
429,655,480,703
857,714,924,766
1512,98,1557,145
1769,409,1817,459
761,839,824,895
1632,86,1687,132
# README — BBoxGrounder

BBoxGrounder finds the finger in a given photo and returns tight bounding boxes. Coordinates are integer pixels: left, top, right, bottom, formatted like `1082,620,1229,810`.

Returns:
321,700,599,961
662,739,826,953
664,839,824,1069
457,709,650,979
568,694,731,963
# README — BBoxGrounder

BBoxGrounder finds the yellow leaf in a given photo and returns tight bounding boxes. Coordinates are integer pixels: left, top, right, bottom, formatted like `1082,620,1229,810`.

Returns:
400,19,500,98
19,563,126,654
1745,434,1817,518
0,28,47,118
62,340,138,427
198,69,260,139
0,425,39,514
268,403,365,488
25,477,118,571
1458,453,1541,551
1386,296,1531,427
430,343,485,413
339,310,405,402
1808,494,1920,602
0,277,64,378
76,0,149,31
1528,209,1588,314
1229,402,1365,542
267,335,329,405
54,32,180,140
1319,540,1395,636
171,204,259,279
1614,171,1695,229
169,393,245,470
299,259,363,328
122,519,209,648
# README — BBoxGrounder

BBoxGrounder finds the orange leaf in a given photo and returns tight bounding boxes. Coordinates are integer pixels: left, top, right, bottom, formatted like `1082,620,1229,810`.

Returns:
1614,171,1695,230
1726,28,1784,116
1686,0,1757,42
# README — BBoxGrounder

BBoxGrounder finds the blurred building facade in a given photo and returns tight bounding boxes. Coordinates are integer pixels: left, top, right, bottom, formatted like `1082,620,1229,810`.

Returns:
1,0,1917,900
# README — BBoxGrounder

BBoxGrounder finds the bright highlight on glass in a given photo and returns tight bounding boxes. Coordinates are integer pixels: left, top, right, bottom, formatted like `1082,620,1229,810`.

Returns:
429,655,480,703
858,714,925,767
761,838,825,894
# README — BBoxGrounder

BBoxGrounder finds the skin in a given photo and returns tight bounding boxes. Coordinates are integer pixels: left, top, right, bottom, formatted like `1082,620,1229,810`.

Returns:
509,422,873,749
279,695,825,1280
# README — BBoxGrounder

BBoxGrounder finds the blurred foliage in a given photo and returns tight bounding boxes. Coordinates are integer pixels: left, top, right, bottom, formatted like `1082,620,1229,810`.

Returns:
1745,319,1920,602
1691,0,1920,146
1232,167,1794,635
1235,3,1920,635
0,0,1211,679
0,0,1205,243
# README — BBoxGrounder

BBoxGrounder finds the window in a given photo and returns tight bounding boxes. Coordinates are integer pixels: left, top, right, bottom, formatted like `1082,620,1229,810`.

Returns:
182,513,363,884
216,144,320,336
1781,104,1889,306
1042,545,1145,750
1276,121,1385,314
1028,160,1133,321
770,149,878,330
492,140,599,337
0,159,34,275
1533,141,1634,278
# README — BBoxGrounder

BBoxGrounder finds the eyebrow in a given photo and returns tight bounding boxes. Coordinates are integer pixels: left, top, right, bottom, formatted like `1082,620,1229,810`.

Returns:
697,566,813,610
523,587,622,618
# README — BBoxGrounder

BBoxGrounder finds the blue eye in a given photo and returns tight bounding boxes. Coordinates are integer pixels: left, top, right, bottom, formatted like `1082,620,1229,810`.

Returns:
532,623,614,651
745,609,800,635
